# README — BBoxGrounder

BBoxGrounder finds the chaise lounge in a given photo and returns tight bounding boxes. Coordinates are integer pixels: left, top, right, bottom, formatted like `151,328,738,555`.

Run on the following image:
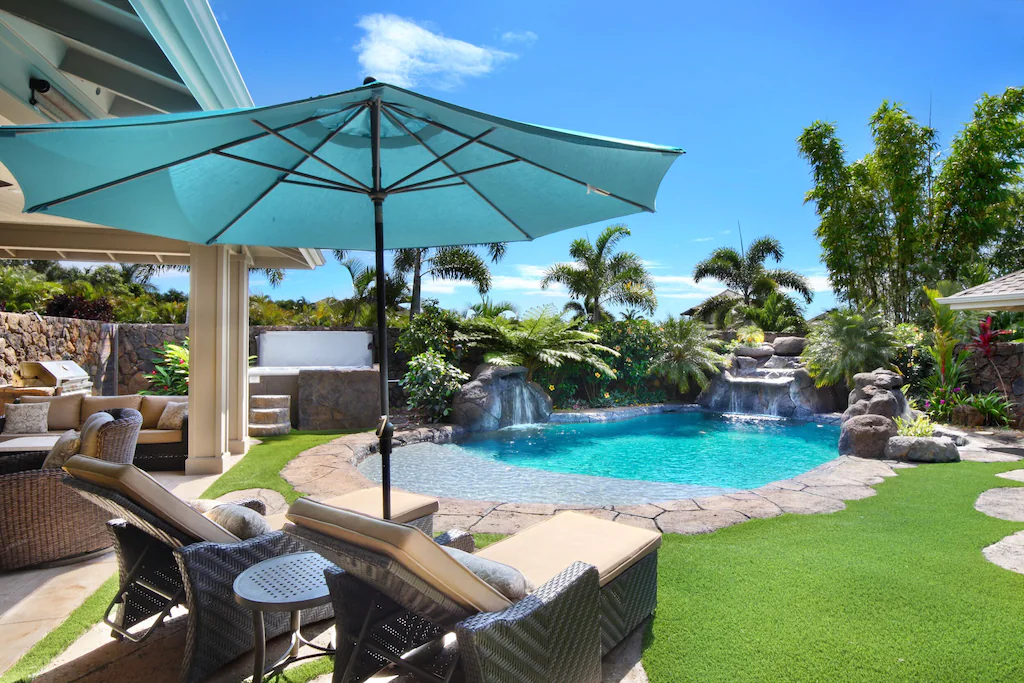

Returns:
284,498,661,683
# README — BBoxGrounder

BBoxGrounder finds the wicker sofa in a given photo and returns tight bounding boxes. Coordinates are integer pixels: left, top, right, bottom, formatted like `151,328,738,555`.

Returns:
0,394,187,471
284,498,661,683
0,408,142,571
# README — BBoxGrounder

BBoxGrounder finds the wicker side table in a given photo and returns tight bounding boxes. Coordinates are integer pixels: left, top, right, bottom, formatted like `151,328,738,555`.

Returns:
233,552,336,681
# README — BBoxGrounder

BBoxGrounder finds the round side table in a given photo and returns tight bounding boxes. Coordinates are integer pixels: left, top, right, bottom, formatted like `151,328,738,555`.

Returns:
233,552,336,682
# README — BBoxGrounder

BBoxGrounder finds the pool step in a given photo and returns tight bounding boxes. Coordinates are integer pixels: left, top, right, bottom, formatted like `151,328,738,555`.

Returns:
250,394,290,409
250,407,289,425
249,395,291,437
249,422,291,437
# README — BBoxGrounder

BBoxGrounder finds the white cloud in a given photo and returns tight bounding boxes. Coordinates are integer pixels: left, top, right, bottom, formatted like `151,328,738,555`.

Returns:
501,30,538,46
692,237,713,243
355,14,514,89
642,259,667,269
806,275,832,292
652,275,723,300
420,279,477,295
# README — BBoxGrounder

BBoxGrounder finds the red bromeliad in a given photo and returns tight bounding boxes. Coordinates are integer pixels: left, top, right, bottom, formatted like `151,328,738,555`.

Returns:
967,317,1012,358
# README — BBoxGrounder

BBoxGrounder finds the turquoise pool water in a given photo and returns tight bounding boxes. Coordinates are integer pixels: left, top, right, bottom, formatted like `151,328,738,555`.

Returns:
456,412,839,490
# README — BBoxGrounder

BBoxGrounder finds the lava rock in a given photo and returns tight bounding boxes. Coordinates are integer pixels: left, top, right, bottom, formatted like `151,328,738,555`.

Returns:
838,414,897,459
451,364,552,432
884,436,960,463
764,354,801,369
731,355,759,376
951,404,985,428
772,336,807,356
733,344,775,359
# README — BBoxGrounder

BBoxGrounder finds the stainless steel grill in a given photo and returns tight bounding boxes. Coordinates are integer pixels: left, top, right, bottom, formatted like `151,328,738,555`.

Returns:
17,360,94,396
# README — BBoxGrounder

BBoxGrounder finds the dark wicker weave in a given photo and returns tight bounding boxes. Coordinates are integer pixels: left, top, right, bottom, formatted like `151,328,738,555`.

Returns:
286,521,640,683
0,450,47,475
65,478,332,683
134,416,189,471
0,408,144,571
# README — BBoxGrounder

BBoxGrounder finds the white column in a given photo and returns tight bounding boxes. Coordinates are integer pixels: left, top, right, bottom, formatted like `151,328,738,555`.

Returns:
186,244,231,474
227,251,250,455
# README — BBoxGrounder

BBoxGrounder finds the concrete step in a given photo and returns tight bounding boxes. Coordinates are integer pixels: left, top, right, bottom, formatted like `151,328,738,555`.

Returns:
250,395,291,409
248,422,291,437
249,407,289,425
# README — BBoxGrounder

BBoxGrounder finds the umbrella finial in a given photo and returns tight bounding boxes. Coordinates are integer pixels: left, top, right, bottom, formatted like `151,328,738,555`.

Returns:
363,76,377,85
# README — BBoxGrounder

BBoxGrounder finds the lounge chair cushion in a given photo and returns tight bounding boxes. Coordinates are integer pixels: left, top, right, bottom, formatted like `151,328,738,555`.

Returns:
78,412,115,457
157,402,188,430
81,396,142,423
139,396,188,429
62,455,240,544
320,488,440,525
475,511,662,588
136,429,183,445
20,395,83,431
42,429,82,469
2,403,49,434
443,546,534,600
287,497,512,613
203,504,272,540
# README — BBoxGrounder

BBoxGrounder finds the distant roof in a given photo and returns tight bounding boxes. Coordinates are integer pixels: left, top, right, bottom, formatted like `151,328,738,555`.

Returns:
683,289,740,316
937,269,1024,311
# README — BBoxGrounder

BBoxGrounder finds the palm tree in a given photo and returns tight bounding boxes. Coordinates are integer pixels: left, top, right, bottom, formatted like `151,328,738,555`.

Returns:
801,307,895,387
734,290,806,334
457,305,619,382
468,297,518,319
392,243,507,321
692,236,812,328
335,255,410,326
541,224,656,324
651,316,725,392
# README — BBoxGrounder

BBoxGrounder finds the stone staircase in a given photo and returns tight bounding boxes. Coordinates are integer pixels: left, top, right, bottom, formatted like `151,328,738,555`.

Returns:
248,395,291,437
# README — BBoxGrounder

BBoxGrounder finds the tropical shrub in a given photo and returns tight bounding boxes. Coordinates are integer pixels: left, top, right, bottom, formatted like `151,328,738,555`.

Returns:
141,338,189,396
399,350,469,422
894,414,935,437
397,302,459,359
966,316,1014,400
457,305,618,382
802,307,895,387
922,385,962,423
891,323,932,397
734,325,765,346
735,290,806,334
959,392,1014,426
0,266,62,312
45,294,115,321
651,316,725,393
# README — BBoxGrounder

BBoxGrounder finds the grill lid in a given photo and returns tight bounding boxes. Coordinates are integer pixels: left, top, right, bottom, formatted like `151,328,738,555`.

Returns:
20,360,90,384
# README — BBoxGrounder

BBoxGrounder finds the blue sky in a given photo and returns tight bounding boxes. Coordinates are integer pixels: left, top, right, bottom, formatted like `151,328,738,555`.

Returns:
154,0,1024,319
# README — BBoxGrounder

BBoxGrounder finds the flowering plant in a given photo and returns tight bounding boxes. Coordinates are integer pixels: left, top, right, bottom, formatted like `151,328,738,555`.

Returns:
141,338,190,396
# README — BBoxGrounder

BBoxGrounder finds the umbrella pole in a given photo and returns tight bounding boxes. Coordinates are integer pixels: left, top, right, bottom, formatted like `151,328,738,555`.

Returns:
370,91,392,520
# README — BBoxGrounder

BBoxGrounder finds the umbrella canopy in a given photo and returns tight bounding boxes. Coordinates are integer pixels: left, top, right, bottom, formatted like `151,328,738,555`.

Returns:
0,80,684,518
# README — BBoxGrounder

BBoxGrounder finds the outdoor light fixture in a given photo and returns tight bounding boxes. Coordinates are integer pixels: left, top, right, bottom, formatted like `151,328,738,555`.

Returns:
28,78,88,122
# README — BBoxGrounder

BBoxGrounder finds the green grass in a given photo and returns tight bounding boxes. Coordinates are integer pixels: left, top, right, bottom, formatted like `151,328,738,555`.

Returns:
200,430,356,503
0,575,118,683
644,461,1024,682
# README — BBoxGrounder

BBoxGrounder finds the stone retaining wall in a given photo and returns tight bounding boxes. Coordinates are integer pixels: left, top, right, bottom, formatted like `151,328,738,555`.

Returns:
117,323,188,394
962,341,1024,405
0,311,116,392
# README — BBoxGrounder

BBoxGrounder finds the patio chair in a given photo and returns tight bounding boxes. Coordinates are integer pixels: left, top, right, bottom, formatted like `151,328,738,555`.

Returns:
0,408,143,571
61,455,331,683
284,500,661,683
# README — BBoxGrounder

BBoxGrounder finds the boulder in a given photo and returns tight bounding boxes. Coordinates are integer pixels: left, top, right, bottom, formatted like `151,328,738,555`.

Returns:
951,404,985,428
772,336,807,356
451,364,552,432
838,414,897,459
884,436,960,463
764,355,801,369
733,344,775,359
731,355,759,376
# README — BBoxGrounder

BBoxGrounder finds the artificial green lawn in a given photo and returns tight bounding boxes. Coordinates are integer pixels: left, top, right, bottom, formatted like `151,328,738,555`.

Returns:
644,461,1024,682
200,430,355,503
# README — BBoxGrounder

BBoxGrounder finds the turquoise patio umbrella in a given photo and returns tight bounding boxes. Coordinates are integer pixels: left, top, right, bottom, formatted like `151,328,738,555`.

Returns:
0,78,683,518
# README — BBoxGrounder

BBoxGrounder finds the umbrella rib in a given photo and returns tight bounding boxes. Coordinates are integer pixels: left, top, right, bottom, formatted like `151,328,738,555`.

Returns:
214,151,365,192
389,159,519,193
382,128,495,192
380,107,532,239
387,181,465,193
280,178,366,192
26,108,350,213
385,102,655,213
251,118,372,192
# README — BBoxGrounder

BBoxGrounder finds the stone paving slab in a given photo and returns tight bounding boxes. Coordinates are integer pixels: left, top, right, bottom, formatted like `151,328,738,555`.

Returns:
656,509,748,534
983,530,1024,575
995,469,1024,483
975,487,1024,521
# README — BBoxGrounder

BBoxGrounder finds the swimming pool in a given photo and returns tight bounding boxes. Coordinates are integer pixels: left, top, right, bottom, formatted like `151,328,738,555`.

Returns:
359,411,841,505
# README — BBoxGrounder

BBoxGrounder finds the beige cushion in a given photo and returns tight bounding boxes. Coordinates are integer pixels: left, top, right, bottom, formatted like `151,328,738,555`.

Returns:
203,504,272,540
443,546,534,600
81,396,142,423
139,396,187,429
321,488,439,525
137,429,183,445
21,395,84,431
62,455,240,544
287,498,512,613
2,403,50,434
157,402,188,430
41,429,82,469
476,512,662,588
79,412,115,458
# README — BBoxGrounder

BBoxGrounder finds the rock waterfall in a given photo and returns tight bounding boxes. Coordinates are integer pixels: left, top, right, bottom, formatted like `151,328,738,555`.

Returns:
451,364,553,432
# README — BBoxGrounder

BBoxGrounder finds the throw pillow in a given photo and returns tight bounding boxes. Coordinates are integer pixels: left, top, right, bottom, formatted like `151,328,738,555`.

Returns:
157,401,188,430
79,412,115,457
203,504,272,540
41,429,82,469
2,403,50,434
443,546,535,600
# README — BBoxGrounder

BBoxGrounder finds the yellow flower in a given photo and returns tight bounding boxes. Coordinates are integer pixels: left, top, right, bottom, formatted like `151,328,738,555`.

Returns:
604,392,610,398
595,372,601,378
549,384,555,391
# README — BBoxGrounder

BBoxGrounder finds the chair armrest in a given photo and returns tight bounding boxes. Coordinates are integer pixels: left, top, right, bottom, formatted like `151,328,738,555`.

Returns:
455,562,602,683
434,528,475,553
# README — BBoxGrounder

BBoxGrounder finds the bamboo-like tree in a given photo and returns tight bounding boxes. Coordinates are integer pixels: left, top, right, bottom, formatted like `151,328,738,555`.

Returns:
541,224,656,324
651,316,725,392
692,236,812,327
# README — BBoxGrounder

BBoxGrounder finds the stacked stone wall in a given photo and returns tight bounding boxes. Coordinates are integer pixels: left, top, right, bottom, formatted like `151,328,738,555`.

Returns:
0,312,115,392
962,342,1024,406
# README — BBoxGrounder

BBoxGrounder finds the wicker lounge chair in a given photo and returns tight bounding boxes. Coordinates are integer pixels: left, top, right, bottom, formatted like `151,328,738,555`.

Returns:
0,408,143,571
61,455,331,683
284,499,661,683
